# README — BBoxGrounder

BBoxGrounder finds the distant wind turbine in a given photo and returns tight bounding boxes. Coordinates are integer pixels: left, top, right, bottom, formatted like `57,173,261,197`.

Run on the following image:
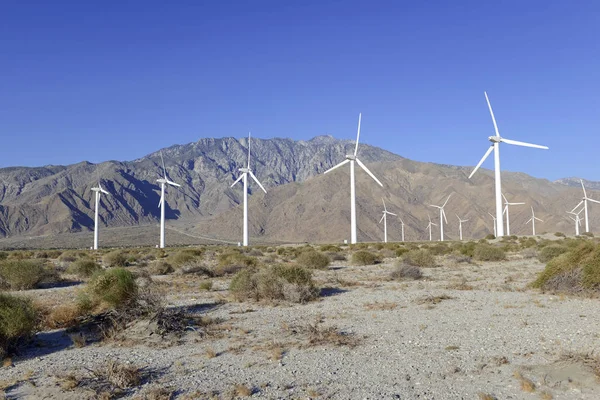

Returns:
571,179,600,233
323,113,384,244
502,194,525,236
429,194,452,241
488,212,497,237
399,217,406,242
91,171,109,250
157,151,181,249
525,206,543,236
468,92,548,237
231,133,267,246
426,214,437,242
379,198,397,243
567,208,583,236
456,214,468,241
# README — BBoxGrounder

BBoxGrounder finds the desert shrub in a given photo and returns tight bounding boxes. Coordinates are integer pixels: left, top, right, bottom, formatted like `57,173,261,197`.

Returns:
390,264,423,280
395,247,409,257
66,259,101,278
88,268,138,309
320,244,342,252
473,244,506,261
0,294,37,357
351,251,379,266
519,237,538,249
456,241,477,257
485,234,496,240
403,249,436,267
538,244,569,263
555,232,566,238
8,251,34,260
247,249,263,257
229,265,318,303
102,251,128,268
0,259,50,290
296,250,330,269
149,260,174,275
582,232,594,237
428,243,451,256
519,247,538,259
0,252,7,260
373,243,384,250
329,252,346,261
169,250,198,267
58,251,79,263
215,252,258,276
199,280,213,291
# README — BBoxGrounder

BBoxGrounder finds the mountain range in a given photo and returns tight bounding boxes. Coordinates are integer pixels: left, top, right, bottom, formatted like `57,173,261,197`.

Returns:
0,135,597,248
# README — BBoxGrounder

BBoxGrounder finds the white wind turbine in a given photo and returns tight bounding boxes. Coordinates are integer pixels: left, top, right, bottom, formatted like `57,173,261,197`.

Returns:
525,206,543,236
426,214,437,242
399,217,406,242
231,133,267,247
502,193,525,236
323,113,383,244
429,194,452,241
567,208,583,236
90,172,109,250
456,214,468,241
379,198,397,243
468,92,549,237
488,212,497,237
157,151,181,249
571,179,600,233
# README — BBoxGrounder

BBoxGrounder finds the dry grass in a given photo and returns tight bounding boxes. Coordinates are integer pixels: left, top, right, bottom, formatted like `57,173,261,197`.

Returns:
559,351,600,377
445,278,474,291
478,393,497,400
303,318,360,348
58,373,80,390
415,294,453,305
69,332,86,348
514,370,536,392
233,383,253,397
139,386,175,400
363,301,397,311
539,391,553,400
205,348,218,358
39,303,83,330
93,360,141,389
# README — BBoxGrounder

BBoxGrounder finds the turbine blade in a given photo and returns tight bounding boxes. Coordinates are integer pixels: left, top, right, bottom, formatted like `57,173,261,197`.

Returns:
571,201,584,212
399,219,404,225
536,218,543,222
468,146,494,179
160,150,167,179
231,174,243,187
247,132,251,169
526,218,532,224
387,212,397,216
166,180,181,187
158,195,164,208
502,193,508,204
100,187,109,195
249,170,267,193
509,202,525,205
323,159,350,174
354,113,361,156
484,91,501,138
442,193,453,208
355,158,383,187
581,179,587,198
379,214,385,224
382,197,386,211
501,138,549,150
587,198,600,205
442,209,447,224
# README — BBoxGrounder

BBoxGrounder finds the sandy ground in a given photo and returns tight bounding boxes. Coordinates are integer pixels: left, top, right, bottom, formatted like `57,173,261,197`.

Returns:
2,254,600,399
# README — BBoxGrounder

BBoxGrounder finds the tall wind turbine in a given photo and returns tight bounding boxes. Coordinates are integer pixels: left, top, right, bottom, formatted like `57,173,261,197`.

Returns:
502,194,525,236
571,179,600,233
399,218,406,242
488,212,497,237
231,133,267,247
567,208,583,236
426,214,437,242
91,174,109,250
379,198,397,243
323,113,383,244
468,92,549,237
525,206,543,236
429,194,452,241
456,214,468,241
157,151,181,249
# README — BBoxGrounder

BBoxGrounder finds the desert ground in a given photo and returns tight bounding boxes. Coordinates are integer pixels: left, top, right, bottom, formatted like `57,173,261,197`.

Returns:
1,239,599,400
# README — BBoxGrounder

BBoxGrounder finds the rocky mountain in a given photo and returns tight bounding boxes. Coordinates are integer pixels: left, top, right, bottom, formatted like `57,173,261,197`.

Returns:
554,177,600,191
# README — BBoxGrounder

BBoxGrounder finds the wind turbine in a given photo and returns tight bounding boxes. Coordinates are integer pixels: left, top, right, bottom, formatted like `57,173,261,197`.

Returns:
567,208,583,236
502,194,525,236
426,214,437,242
525,206,543,236
323,113,383,244
231,133,267,247
468,92,549,237
399,218,406,242
456,214,468,241
379,198,397,243
90,173,109,250
571,179,600,233
157,151,181,249
488,212,497,237
429,194,452,241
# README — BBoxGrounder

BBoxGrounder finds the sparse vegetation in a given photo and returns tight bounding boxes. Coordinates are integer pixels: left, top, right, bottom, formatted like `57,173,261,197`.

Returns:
402,249,436,267
390,264,423,280
149,260,174,275
0,294,37,358
66,259,101,278
537,244,569,263
473,244,506,261
0,259,51,290
351,250,379,266
554,232,566,237
87,268,138,309
102,250,128,268
296,249,330,269
215,252,258,276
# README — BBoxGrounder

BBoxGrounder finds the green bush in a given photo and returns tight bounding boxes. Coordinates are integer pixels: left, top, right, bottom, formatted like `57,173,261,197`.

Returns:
473,244,506,261
582,232,594,237
0,294,37,358
320,244,342,252
395,247,409,257
428,243,451,256
402,249,436,267
485,234,496,240
351,251,379,266
66,259,101,278
538,244,569,263
0,259,49,290
215,252,258,276
88,268,138,309
102,251,128,268
554,232,566,238
0,252,7,261
296,250,330,269
533,242,598,293
169,250,198,267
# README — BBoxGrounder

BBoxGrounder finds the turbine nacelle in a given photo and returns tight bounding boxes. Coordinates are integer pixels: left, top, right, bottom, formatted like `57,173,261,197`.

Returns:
345,154,357,160
239,167,251,174
488,136,501,143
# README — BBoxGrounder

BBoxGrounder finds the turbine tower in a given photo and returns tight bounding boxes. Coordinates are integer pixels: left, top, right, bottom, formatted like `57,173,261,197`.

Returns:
456,214,468,241
502,194,525,236
571,179,600,233
429,194,452,241
231,133,267,246
426,214,437,242
488,212,497,237
567,208,583,236
399,218,405,242
90,176,109,250
379,198,397,243
157,151,181,249
468,92,548,237
323,113,384,244
525,206,543,236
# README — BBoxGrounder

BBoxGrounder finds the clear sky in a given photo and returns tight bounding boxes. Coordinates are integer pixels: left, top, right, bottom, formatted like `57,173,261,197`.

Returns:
1,1,599,181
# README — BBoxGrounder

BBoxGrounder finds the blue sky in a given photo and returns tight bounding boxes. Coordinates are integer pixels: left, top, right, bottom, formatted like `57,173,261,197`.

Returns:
1,1,599,181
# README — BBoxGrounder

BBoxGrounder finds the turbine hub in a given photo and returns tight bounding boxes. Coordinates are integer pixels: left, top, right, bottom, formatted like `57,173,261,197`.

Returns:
488,136,501,143
345,154,356,160
239,168,250,173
